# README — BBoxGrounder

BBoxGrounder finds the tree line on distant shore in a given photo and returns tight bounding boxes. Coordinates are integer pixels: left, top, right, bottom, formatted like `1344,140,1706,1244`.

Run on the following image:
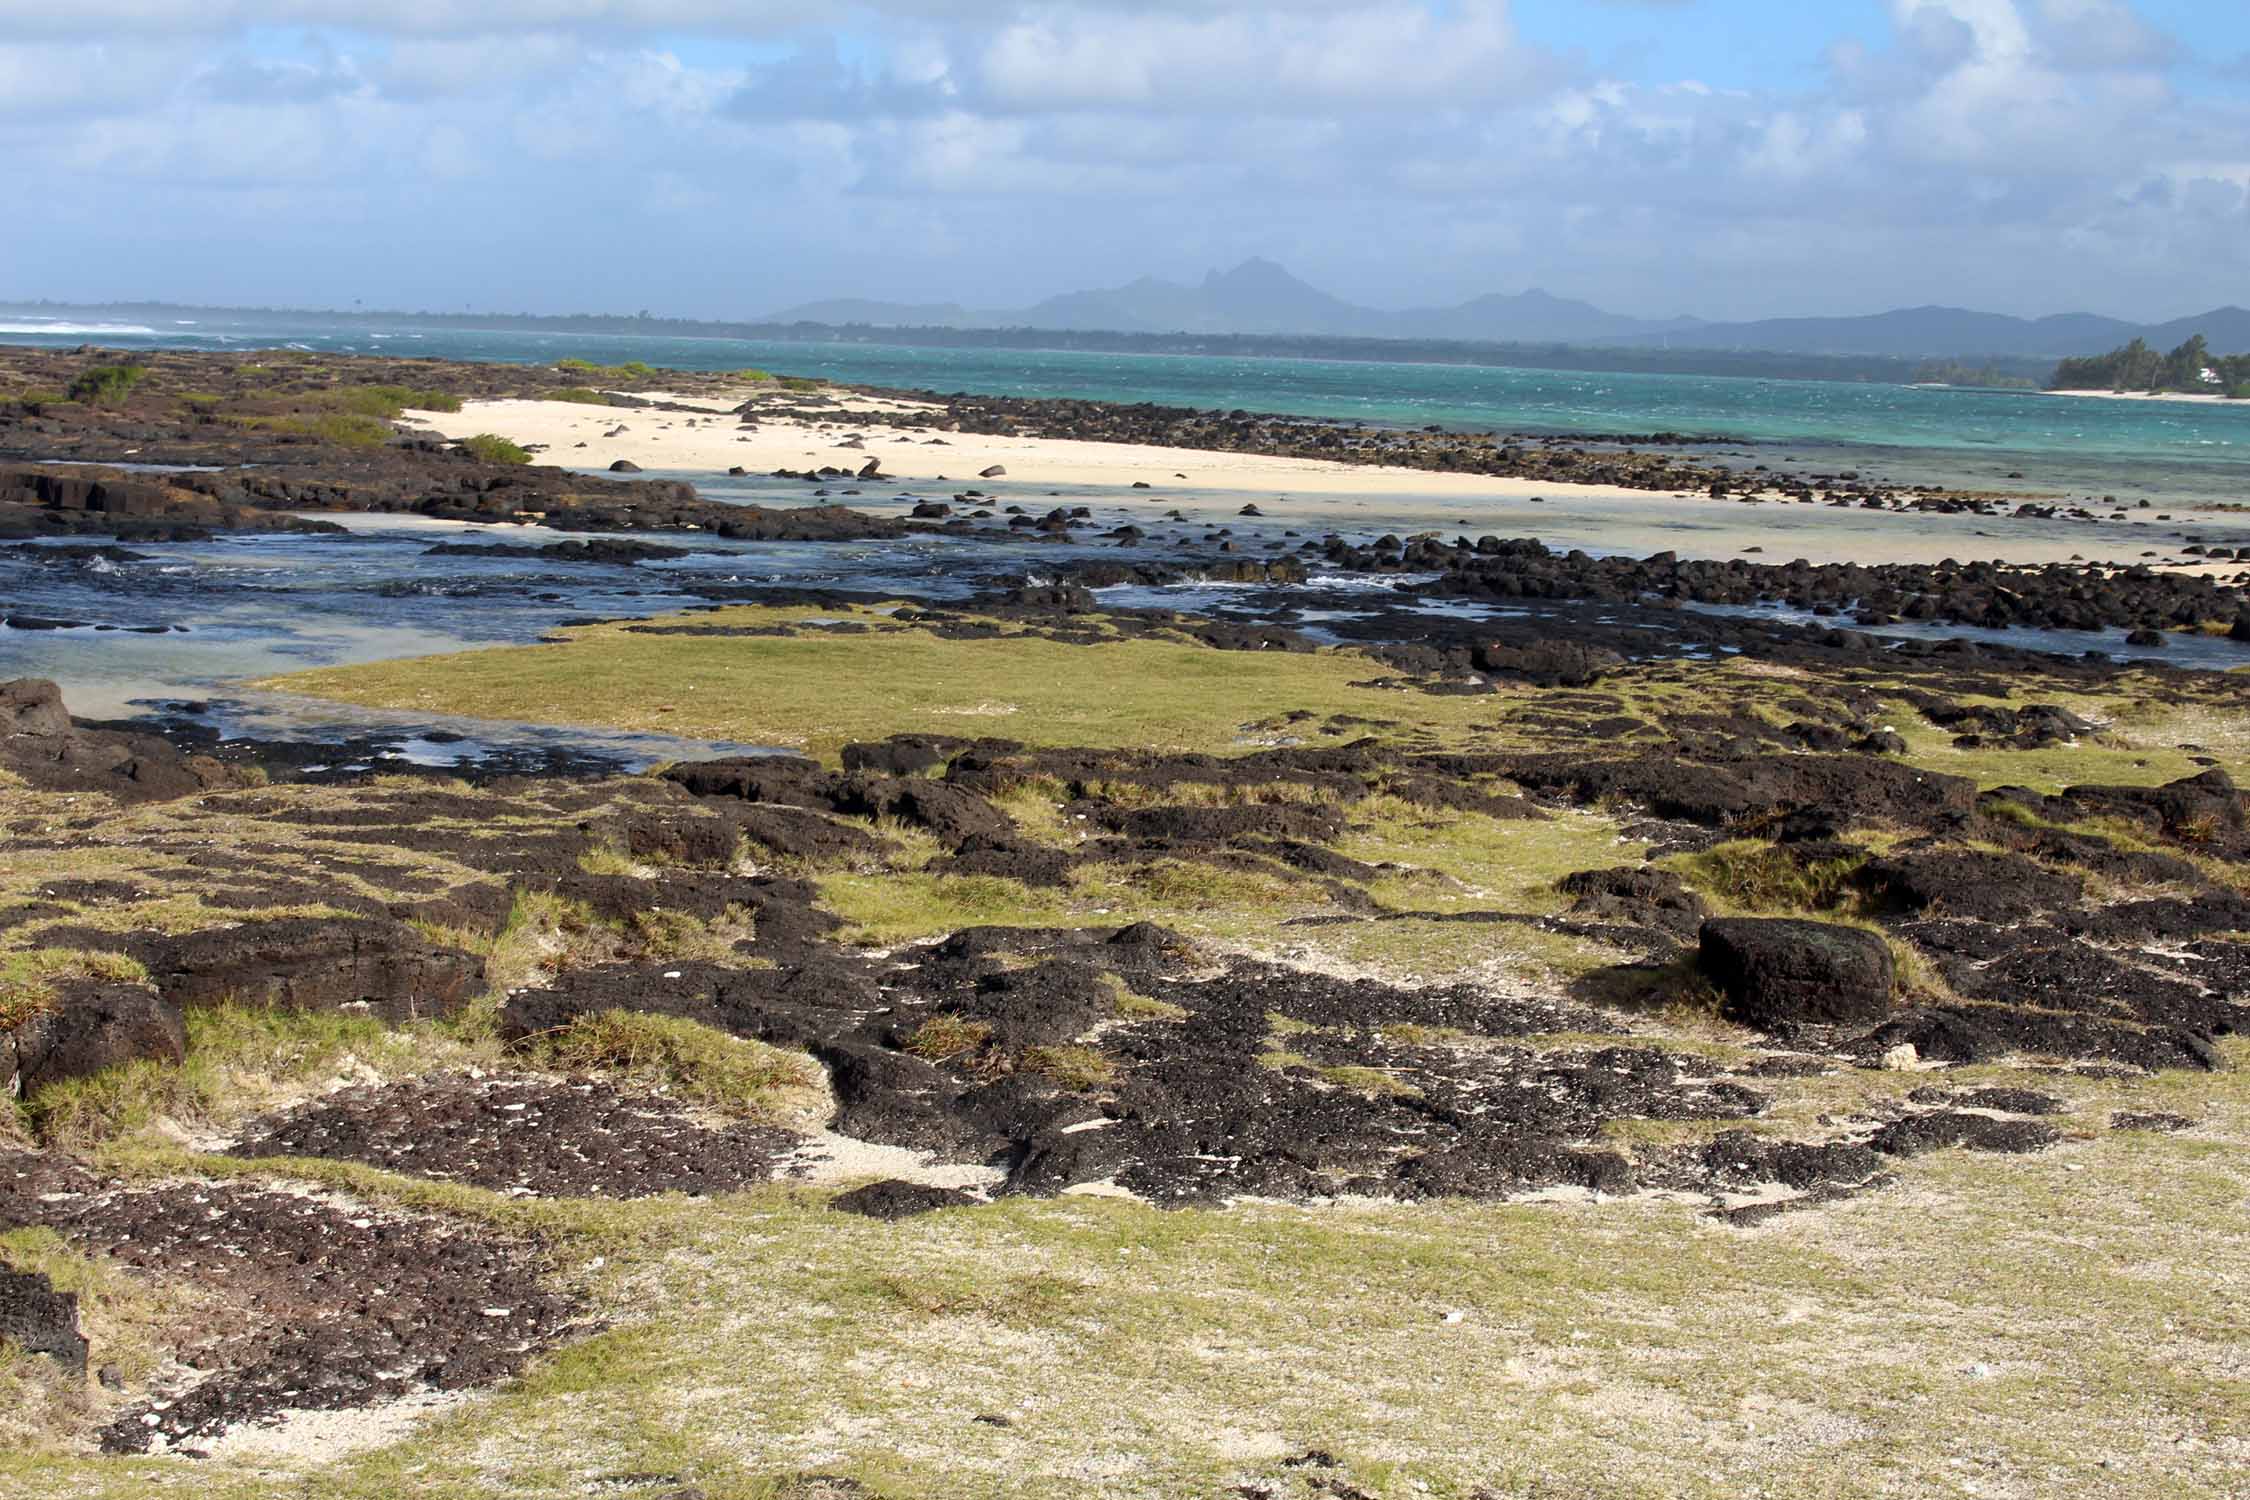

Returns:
2050,335,2250,397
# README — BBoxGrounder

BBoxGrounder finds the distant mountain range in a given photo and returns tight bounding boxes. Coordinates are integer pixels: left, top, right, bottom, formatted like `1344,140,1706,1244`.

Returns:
774,258,1705,345
769,259,2250,360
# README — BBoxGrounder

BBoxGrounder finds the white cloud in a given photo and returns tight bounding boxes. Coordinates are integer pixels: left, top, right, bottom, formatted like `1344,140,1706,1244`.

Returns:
980,2,1541,111
0,0,2240,319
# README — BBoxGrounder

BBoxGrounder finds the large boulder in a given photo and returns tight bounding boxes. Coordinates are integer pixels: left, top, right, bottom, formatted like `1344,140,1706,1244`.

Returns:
0,677,249,803
2,981,186,1097
1699,918,1895,1031
1,677,73,738
148,918,485,1022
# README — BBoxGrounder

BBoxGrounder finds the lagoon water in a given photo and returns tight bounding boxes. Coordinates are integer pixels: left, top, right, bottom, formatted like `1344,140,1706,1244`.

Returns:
7,313,2248,506
6,314,2249,758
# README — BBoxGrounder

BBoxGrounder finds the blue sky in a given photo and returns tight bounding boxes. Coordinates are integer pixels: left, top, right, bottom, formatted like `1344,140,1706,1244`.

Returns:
2,1,2246,322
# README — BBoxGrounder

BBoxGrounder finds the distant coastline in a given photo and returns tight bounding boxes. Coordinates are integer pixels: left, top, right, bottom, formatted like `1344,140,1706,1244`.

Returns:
2045,388,2240,407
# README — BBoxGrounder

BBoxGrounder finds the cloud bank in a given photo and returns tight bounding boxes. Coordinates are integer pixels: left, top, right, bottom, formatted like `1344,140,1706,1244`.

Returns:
4,0,2244,320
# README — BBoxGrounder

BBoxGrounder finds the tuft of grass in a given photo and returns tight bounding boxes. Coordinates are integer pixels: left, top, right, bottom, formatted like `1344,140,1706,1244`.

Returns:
459,432,533,465
548,386,613,405
0,949,148,1031
577,840,646,877
1317,1065,1423,1100
525,1010,826,1126
822,871,1090,947
1673,839,1865,915
555,358,656,381
903,1014,993,1063
1018,1045,1117,1092
629,907,748,965
1107,976,1188,1023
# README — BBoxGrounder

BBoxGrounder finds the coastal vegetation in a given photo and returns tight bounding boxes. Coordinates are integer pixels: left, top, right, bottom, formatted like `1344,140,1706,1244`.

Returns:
1907,360,2038,390
456,433,533,464
2050,334,2250,396
555,357,658,382
64,364,146,407
8,629,2250,1495
6,345,2250,1497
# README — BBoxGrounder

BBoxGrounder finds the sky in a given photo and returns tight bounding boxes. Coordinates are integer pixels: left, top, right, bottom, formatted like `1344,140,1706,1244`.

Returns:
2,0,2246,322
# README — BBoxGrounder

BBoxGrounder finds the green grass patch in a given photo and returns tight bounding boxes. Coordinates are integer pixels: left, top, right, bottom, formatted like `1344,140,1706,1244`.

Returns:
522,1010,826,1127
902,1014,993,1063
0,949,147,1030
1018,1045,1116,1092
1316,1064,1422,1099
237,411,395,447
22,1002,497,1150
66,363,146,406
1672,838,1867,915
548,386,613,405
306,383,461,419
555,358,656,381
459,432,533,465
264,604,1511,762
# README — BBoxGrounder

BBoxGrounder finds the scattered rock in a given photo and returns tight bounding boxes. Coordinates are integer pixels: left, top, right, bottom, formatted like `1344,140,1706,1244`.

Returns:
1699,918,1895,1031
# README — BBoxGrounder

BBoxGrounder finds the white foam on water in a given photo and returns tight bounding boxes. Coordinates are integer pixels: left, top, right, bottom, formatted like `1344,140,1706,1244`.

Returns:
0,320,157,335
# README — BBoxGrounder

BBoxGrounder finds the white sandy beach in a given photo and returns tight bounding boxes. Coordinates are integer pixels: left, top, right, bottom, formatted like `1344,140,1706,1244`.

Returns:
406,392,2250,573
2047,388,2243,406
408,391,1678,504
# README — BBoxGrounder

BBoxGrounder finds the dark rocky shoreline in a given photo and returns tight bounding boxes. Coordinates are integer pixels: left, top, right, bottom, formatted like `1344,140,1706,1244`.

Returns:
4,346,2248,1463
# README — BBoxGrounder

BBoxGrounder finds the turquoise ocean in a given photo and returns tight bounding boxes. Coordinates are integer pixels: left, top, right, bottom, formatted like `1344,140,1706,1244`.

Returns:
5,313,2247,504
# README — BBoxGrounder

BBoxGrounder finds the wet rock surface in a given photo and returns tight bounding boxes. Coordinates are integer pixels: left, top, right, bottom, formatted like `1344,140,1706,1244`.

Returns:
2,676,257,802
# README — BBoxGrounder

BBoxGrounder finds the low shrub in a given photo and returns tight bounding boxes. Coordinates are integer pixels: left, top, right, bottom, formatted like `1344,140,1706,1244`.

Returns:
67,364,147,406
319,384,461,418
459,433,532,465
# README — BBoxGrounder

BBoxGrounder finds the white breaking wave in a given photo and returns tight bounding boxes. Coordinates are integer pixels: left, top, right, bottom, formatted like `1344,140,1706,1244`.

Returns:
0,320,158,336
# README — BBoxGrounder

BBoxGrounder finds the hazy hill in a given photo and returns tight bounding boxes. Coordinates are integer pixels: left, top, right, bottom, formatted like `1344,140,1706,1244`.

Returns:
768,261,2250,359
769,259,1691,344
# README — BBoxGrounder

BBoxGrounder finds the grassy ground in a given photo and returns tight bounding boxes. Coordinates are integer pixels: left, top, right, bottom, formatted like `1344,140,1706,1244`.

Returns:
268,604,2245,788
6,1038,2243,1499
7,614,2244,1493
266,605,1504,762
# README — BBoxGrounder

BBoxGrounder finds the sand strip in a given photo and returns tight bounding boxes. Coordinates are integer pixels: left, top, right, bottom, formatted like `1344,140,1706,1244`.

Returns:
406,395,2250,572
